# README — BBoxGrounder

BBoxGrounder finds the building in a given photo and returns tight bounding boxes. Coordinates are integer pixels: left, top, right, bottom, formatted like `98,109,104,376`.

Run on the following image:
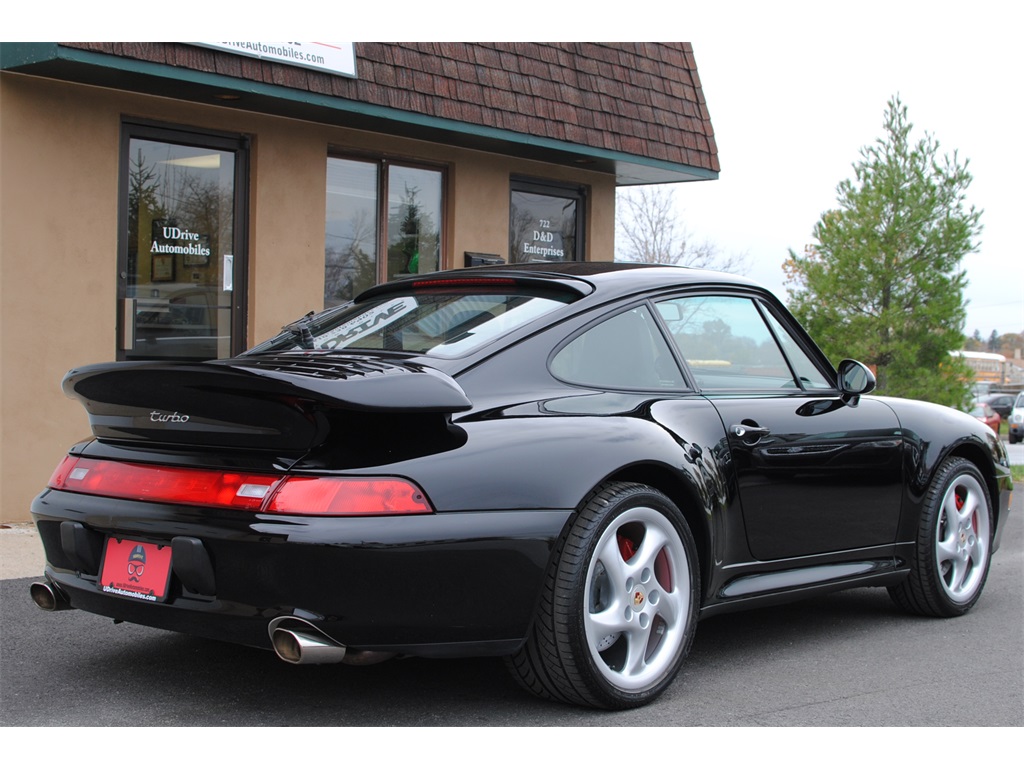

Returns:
952,350,1024,390
0,42,719,522
954,351,1009,385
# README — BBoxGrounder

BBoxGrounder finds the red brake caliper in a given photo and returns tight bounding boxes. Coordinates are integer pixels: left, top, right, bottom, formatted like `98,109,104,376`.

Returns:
617,533,637,561
955,489,978,561
955,489,971,528
958,490,979,542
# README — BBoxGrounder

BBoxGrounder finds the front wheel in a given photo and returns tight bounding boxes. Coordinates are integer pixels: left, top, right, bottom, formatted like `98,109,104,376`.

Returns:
507,482,699,709
888,457,993,617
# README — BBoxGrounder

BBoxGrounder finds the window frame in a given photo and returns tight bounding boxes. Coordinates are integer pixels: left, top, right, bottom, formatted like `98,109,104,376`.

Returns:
325,153,448,307
651,290,838,394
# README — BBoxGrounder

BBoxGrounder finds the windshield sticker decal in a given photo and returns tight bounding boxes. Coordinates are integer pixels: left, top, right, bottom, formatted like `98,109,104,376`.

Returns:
315,297,419,350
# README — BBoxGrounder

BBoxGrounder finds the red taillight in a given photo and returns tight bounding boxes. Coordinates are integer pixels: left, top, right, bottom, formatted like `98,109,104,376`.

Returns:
48,457,282,510
47,456,433,516
266,477,432,516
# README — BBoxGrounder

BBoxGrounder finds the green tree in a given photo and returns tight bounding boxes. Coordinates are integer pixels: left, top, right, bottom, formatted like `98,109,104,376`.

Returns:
784,96,982,407
964,329,984,352
387,184,437,278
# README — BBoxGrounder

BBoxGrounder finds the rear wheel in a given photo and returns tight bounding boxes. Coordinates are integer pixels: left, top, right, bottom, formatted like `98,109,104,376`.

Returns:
507,482,699,709
888,457,993,617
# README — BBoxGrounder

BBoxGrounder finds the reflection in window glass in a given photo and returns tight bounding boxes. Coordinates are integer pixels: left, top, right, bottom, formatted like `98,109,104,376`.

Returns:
763,310,832,389
656,296,796,390
325,159,443,309
124,137,236,361
325,159,378,307
387,166,441,281
253,288,574,358
509,182,583,263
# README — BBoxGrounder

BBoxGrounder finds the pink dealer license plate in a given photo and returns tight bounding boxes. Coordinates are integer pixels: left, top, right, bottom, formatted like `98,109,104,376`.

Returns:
99,538,173,602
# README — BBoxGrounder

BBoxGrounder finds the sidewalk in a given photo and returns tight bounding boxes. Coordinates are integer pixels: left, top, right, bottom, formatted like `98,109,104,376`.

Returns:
0,524,44,579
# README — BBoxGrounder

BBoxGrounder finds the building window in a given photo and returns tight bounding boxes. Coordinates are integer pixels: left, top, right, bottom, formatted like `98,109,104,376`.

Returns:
509,177,585,263
325,157,443,308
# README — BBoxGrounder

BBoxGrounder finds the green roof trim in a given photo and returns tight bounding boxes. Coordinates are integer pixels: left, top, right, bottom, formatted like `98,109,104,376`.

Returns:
1,43,718,185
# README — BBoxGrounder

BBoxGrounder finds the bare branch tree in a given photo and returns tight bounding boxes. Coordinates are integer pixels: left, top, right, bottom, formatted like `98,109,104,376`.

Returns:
615,185,749,273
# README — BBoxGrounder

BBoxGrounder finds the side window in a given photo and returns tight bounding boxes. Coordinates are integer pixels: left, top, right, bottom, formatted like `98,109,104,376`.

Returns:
551,305,684,390
655,296,798,391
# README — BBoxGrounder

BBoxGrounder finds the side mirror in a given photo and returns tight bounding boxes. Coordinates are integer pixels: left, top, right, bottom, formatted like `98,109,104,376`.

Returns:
836,359,876,407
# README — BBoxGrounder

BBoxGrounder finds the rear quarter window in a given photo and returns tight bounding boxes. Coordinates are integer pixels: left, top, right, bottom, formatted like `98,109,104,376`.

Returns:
550,305,685,390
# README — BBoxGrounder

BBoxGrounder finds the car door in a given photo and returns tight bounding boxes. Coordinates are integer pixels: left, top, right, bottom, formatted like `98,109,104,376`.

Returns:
654,293,904,562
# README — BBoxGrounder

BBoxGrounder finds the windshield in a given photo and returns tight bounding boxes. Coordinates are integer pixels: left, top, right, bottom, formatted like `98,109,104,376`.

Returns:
249,286,576,358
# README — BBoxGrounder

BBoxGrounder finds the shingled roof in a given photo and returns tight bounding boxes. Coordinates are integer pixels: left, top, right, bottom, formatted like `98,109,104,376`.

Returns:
10,42,719,184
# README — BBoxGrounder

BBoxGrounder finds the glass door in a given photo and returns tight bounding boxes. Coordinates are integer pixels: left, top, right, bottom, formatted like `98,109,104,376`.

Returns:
119,125,247,361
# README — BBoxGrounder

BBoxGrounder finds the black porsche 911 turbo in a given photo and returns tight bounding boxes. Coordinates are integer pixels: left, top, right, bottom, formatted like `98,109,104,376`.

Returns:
31,262,1013,709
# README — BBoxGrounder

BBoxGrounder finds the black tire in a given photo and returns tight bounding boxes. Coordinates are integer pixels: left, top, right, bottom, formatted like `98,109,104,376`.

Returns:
506,482,700,709
888,457,993,617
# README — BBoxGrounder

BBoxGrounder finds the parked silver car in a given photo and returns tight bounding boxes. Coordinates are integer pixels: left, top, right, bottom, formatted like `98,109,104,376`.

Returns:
1009,392,1024,444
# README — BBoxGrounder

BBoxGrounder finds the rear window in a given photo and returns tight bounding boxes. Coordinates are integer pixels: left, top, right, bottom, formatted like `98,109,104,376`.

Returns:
250,284,576,358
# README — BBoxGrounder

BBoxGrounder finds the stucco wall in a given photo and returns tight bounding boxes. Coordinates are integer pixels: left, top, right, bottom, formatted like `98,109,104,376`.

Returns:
0,73,615,522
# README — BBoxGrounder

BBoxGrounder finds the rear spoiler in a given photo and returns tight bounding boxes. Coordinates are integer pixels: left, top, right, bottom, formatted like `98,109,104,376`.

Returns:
62,354,472,451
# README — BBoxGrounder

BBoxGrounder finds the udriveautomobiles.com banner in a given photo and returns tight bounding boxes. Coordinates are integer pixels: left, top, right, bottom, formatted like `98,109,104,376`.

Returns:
195,42,357,78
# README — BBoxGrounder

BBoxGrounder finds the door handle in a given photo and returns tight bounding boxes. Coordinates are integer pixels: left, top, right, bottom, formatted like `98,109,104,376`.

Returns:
223,254,234,291
731,423,771,441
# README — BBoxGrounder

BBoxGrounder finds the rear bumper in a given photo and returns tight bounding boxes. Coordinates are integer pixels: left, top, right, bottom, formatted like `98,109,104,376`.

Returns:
31,489,572,657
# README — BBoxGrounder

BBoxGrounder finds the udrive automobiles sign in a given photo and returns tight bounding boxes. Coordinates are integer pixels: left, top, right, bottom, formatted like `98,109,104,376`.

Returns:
195,42,357,78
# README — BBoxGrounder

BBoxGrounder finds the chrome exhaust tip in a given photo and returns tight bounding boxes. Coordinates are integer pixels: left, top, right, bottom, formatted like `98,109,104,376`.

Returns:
268,616,348,665
268,616,396,665
271,627,349,665
29,581,73,611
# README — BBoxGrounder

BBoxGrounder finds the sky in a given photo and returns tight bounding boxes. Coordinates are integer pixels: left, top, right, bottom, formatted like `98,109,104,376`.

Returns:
661,5,1023,338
